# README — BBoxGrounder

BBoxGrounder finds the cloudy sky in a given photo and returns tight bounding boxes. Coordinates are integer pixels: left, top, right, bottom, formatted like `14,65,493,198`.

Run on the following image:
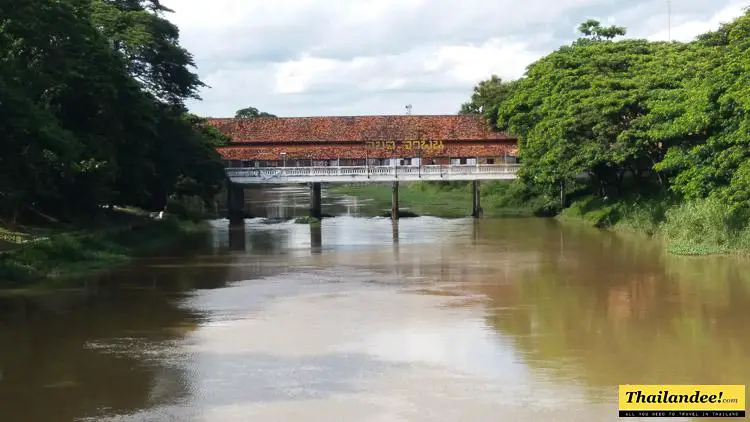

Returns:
161,0,748,117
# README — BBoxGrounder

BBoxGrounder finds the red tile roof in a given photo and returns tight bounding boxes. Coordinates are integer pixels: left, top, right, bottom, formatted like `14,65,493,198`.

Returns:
206,115,514,143
218,142,518,161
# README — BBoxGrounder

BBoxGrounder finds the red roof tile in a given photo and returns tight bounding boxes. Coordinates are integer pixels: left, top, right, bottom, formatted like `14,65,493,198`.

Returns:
217,142,518,161
206,115,514,143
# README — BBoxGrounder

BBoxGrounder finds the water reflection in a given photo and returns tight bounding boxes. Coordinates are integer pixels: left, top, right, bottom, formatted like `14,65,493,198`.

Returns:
245,185,380,219
310,223,322,254
2,186,750,422
228,221,246,251
0,289,200,421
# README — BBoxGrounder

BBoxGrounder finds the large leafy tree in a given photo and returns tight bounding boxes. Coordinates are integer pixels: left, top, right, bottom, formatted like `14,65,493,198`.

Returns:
235,107,277,118
459,75,517,126
460,12,749,214
0,0,226,223
653,10,750,210
494,21,702,198
91,0,205,105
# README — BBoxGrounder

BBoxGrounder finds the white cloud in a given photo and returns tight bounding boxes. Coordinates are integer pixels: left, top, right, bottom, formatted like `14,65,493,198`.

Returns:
160,0,748,117
645,0,749,42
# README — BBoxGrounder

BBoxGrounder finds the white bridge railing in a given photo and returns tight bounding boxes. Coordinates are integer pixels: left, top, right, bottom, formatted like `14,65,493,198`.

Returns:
225,164,520,183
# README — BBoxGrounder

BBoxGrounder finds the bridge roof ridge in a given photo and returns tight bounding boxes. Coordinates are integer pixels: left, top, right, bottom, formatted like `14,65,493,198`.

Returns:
204,113,465,119
205,114,515,143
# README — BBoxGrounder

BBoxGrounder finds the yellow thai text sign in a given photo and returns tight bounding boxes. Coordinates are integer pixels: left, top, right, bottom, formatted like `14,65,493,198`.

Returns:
618,385,746,418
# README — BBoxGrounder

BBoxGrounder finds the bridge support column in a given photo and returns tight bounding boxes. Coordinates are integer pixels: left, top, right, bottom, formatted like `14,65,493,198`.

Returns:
309,182,322,218
471,180,483,218
391,181,399,220
227,181,245,222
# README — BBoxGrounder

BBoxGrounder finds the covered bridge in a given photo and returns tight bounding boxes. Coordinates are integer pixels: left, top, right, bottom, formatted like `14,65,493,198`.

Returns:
207,115,518,168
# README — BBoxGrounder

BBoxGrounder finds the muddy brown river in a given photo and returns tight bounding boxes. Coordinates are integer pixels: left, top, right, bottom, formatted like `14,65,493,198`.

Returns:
1,186,749,421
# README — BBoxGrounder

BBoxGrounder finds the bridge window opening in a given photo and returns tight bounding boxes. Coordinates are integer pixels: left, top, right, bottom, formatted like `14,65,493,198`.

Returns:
466,158,477,165
230,160,241,168
486,158,495,164
241,160,251,168
312,160,328,167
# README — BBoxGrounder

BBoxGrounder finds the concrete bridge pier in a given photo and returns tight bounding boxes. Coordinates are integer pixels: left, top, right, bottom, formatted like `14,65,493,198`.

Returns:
227,181,245,222
471,180,483,218
391,182,399,220
309,182,322,218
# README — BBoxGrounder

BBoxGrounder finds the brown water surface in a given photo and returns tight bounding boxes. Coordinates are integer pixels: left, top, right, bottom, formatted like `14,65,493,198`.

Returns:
1,186,749,421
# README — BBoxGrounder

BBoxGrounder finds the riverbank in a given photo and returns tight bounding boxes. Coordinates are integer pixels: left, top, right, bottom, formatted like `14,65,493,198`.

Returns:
0,212,209,290
559,195,750,256
331,181,750,257
329,180,549,218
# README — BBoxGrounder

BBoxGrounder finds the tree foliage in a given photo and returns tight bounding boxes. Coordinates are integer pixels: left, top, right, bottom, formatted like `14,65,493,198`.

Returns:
235,107,277,119
458,75,517,126
464,10,749,211
577,19,627,41
0,0,225,223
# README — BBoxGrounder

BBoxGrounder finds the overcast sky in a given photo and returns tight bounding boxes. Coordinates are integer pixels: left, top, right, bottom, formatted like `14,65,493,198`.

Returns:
161,0,748,117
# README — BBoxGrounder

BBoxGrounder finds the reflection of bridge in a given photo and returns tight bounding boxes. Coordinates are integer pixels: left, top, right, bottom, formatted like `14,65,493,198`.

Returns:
207,115,519,221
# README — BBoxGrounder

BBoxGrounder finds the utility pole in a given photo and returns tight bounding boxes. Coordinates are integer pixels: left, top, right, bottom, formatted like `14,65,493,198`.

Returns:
667,0,672,42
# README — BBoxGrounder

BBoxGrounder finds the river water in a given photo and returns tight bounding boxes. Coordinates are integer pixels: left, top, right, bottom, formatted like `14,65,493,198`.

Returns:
1,185,749,421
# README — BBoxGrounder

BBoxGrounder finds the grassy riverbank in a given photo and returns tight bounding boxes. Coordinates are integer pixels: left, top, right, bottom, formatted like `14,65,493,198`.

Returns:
332,180,750,257
559,195,750,256
0,210,209,289
330,180,550,218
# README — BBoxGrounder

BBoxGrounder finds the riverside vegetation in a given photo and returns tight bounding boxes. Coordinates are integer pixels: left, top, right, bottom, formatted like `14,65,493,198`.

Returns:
485,15,750,256
341,13,750,256
330,180,552,218
0,0,229,286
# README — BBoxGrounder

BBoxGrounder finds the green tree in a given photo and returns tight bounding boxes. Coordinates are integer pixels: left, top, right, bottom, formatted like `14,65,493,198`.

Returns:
459,75,518,126
235,107,277,118
0,0,226,223
494,21,699,199
577,19,627,41
91,0,205,106
653,10,750,210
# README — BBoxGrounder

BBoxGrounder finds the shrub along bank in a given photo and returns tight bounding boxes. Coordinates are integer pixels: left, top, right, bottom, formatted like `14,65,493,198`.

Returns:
560,195,750,256
0,213,208,289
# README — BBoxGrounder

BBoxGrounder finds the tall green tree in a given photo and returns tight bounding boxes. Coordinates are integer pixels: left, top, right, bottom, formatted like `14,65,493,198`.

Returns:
91,0,205,106
577,19,627,41
459,75,517,126
653,10,750,210
235,107,277,118
0,0,226,222
491,21,704,198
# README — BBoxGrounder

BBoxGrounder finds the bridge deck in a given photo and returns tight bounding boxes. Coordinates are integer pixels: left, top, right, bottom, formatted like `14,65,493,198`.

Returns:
226,164,519,184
